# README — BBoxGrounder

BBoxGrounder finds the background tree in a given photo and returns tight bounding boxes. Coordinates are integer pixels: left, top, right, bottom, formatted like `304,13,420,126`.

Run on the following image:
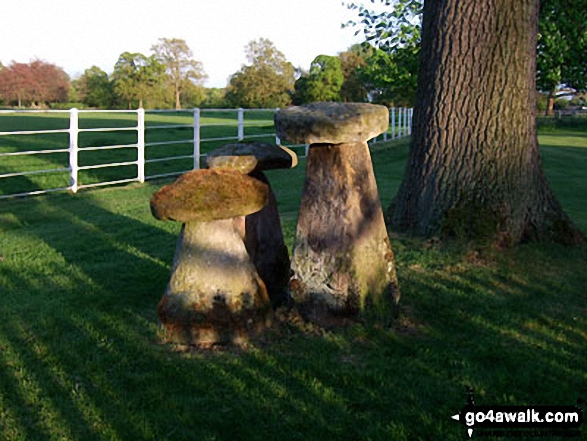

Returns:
537,0,587,115
0,62,34,107
28,60,70,106
344,1,421,106
360,44,419,106
200,88,228,108
225,38,295,108
112,52,165,109
151,38,207,110
74,66,116,108
179,80,206,108
0,60,69,107
292,75,309,105
337,45,370,102
305,55,344,102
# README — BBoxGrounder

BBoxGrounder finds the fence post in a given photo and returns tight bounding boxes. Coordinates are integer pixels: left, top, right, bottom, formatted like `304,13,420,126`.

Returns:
193,108,201,169
405,107,410,135
237,108,244,141
408,108,413,135
391,107,396,139
136,108,145,183
69,108,79,193
275,108,281,144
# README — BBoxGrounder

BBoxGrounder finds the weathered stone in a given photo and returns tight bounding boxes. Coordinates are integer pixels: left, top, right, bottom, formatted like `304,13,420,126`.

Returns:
276,102,399,325
274,102,389,145
150,169,269,223
289,142,399,325
206,142,297,174
206,143,296,306
244,171,291,307
157,220,271,345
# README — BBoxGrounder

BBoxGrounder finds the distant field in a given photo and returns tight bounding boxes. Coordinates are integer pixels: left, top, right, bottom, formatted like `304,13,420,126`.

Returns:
0,110,278,197
0,109,411,198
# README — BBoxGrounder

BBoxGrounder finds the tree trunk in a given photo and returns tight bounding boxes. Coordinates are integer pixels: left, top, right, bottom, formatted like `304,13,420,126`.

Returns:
175,87,181,110
388,0,583,246
546,89,556,116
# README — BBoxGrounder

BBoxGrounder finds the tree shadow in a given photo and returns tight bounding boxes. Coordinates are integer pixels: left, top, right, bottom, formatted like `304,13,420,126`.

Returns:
1,160,586,440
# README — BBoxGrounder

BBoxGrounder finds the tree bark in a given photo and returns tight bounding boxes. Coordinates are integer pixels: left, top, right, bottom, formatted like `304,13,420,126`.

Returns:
175,85,181,110
546,89,556,117
388,0,583,246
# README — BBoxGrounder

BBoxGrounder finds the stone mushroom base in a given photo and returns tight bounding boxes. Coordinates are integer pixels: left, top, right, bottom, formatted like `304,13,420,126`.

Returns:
158,219,272,345
244,171,291,307
289,141,400,326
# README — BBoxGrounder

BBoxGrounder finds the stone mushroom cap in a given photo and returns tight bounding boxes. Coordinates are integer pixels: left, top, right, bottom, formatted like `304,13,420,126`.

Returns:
274,102,389,145
150,169,269,223
206,141,298,174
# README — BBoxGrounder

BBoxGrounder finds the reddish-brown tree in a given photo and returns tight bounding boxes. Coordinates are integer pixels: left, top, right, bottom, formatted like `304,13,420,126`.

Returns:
0,60,69,107
388,0,583,246
0,62,34,107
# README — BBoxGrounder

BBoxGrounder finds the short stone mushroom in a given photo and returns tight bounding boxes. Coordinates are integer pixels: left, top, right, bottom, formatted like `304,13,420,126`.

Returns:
151,169,272,345
274,102,400,325
206,142,297,307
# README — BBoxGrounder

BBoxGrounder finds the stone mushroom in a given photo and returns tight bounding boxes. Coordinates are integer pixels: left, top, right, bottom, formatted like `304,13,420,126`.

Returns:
206,142,297,307
151,169,272,345
274,102,400,325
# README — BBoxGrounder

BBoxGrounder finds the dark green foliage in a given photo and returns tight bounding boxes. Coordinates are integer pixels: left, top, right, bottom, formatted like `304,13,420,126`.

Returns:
360,43,419,106
537,0,587,98
111,52,166,109
347,0,586,111
225,39,295,108
304,55,345,103
74,66,116,109
337,46,370,103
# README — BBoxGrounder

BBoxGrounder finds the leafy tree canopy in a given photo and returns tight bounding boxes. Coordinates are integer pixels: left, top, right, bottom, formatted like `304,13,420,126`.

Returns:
0,59,69,107
151,38,207,109
74,66,116,108
347,0,587,110
295,55,344,103
226,38,295,108
112,52,166,109
537,0,587,113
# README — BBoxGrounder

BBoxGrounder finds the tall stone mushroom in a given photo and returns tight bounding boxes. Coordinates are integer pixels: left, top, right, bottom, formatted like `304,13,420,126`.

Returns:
274,102,400,325
151,169,272,345
206,142,297,307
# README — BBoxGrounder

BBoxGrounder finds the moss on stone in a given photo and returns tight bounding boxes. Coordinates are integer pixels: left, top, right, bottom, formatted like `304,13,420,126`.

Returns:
150,169,269,222
275,102,389,144
206,142,297,174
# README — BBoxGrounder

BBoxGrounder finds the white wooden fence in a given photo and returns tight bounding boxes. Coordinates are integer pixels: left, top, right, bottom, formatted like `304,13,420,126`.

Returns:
0,107,413,199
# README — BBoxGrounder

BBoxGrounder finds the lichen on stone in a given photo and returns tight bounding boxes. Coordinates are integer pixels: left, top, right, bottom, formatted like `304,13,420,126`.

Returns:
150,169,269,223
274,102,389,145
206,141,298,174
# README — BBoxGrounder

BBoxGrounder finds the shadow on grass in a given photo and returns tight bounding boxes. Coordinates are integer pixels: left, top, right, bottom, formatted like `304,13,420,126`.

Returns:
1,180,586,439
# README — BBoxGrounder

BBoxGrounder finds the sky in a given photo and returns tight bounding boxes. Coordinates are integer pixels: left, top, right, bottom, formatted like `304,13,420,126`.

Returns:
1,0,365,88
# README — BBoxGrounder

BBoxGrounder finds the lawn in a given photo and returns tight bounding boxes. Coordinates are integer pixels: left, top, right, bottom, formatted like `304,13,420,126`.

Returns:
0,121,586,440
0,110,280,197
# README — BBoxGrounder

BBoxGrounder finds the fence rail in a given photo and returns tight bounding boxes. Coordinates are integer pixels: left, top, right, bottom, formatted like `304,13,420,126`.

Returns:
0,107,413,199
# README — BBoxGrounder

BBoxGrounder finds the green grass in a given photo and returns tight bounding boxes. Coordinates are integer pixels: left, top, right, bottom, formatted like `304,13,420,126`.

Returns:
0,110,280,196
0,111,402,197
0,124,586,440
